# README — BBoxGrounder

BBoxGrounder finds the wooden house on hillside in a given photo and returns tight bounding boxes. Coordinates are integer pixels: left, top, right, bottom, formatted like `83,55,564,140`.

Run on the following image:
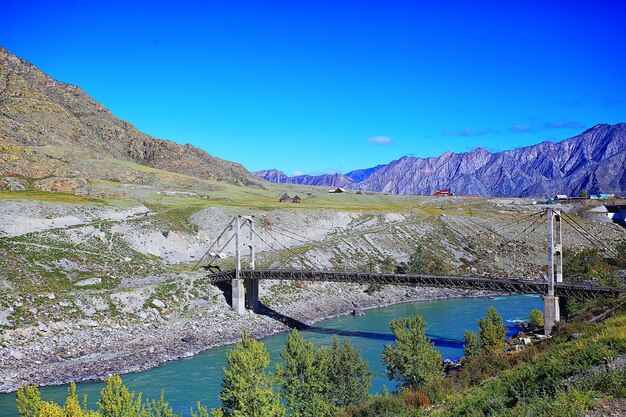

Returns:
292,195,302,203
328,188,346,193
279,193,293,203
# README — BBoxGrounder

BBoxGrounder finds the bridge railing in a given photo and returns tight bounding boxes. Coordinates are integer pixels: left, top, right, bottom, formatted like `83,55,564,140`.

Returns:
205,268,625,299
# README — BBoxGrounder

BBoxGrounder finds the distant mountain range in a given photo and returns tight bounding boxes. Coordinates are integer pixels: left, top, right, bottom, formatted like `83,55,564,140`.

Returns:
2,47,624,199
256,123,626,197
255,165,386,189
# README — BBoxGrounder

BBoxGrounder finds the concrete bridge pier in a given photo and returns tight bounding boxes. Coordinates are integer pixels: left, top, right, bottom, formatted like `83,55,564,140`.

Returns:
232,279,246,314
543,295,560,334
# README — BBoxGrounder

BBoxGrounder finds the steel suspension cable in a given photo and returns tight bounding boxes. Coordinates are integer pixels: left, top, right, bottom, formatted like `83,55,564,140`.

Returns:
562,212,618,256
191,217,235,270
250,228,283,254
561,214,618,257
258,224,307,263
492,211,545,233
265,224,310,244
510,212,546,241
201,233,236,270
268,227,310,244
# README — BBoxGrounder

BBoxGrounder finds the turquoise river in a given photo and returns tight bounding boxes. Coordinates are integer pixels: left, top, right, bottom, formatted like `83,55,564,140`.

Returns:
0,294,542,416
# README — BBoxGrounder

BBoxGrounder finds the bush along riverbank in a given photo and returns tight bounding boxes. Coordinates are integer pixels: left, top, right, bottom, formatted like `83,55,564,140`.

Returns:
342,297,626,417
13,297,626,417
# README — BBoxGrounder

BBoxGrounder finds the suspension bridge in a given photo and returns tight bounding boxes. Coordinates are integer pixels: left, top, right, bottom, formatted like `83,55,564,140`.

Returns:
194,208,625,335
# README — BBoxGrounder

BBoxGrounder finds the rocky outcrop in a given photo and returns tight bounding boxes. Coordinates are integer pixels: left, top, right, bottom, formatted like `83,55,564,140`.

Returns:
0,176,28,191
0,47,261,187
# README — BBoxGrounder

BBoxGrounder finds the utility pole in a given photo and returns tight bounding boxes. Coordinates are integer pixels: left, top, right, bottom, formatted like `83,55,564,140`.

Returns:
544,208,563,334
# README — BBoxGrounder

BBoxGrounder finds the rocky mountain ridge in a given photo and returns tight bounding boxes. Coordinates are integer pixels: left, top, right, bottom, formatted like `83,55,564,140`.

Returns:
0,46,261,190
255,164,386,188
257,123,626,197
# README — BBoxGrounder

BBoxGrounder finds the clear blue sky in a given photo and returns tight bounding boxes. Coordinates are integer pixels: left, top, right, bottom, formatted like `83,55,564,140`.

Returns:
2,1,625,176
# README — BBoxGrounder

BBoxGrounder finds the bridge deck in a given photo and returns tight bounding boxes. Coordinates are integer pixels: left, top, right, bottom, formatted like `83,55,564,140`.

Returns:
207,269,625,299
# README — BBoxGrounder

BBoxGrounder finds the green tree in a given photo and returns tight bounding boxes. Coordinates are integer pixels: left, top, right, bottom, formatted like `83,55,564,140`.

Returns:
529,309,544,331
382,315,443,388
213,330,285,417
408,246,448,275
275,330,335,417
190,403,210,417
336,394,410,417
97,376,142,417
564,248,620,286
478,306,507,354
463,331,481,358
325,336,373,407
63,383,102,417
579,189,589,198
16,385,42,417
408,246,427,274
379,256,395,273
142,391,180,417
18,384,102,417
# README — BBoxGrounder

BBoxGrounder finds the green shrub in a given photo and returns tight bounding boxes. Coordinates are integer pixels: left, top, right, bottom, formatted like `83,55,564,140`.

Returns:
382,315,443,388
518,388,595,417
529,309,544,331
408,245,448,275
338,395,412,417
564,248,620,286
478,306,507,354
463,331,481,358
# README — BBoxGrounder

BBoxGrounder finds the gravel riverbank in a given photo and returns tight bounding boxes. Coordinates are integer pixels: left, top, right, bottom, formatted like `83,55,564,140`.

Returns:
0,282,488,393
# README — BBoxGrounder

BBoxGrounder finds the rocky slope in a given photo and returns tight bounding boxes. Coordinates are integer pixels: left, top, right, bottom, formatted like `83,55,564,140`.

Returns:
0,46,260,188
258,124,626,197
255,165,386,188
345,164,386,182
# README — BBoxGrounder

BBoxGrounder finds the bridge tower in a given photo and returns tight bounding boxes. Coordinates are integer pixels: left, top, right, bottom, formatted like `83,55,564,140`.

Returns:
544,208,563,334
244,216,259,312
232,215,258,314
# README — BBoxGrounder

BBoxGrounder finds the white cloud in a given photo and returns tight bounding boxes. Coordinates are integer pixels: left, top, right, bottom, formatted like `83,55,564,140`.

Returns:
292,170,304,176
367,136,394,145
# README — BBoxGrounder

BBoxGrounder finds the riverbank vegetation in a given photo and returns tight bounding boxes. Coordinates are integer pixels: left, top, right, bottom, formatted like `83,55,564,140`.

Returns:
14,298,625,417
381,315,443,388
564,247,623,287
342,297,626,417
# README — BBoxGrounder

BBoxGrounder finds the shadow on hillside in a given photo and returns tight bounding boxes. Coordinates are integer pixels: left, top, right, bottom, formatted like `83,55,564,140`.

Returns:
215,281,232,306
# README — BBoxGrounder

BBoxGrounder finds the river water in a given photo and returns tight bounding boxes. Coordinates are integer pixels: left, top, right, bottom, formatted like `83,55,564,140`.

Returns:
0,295,542,416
